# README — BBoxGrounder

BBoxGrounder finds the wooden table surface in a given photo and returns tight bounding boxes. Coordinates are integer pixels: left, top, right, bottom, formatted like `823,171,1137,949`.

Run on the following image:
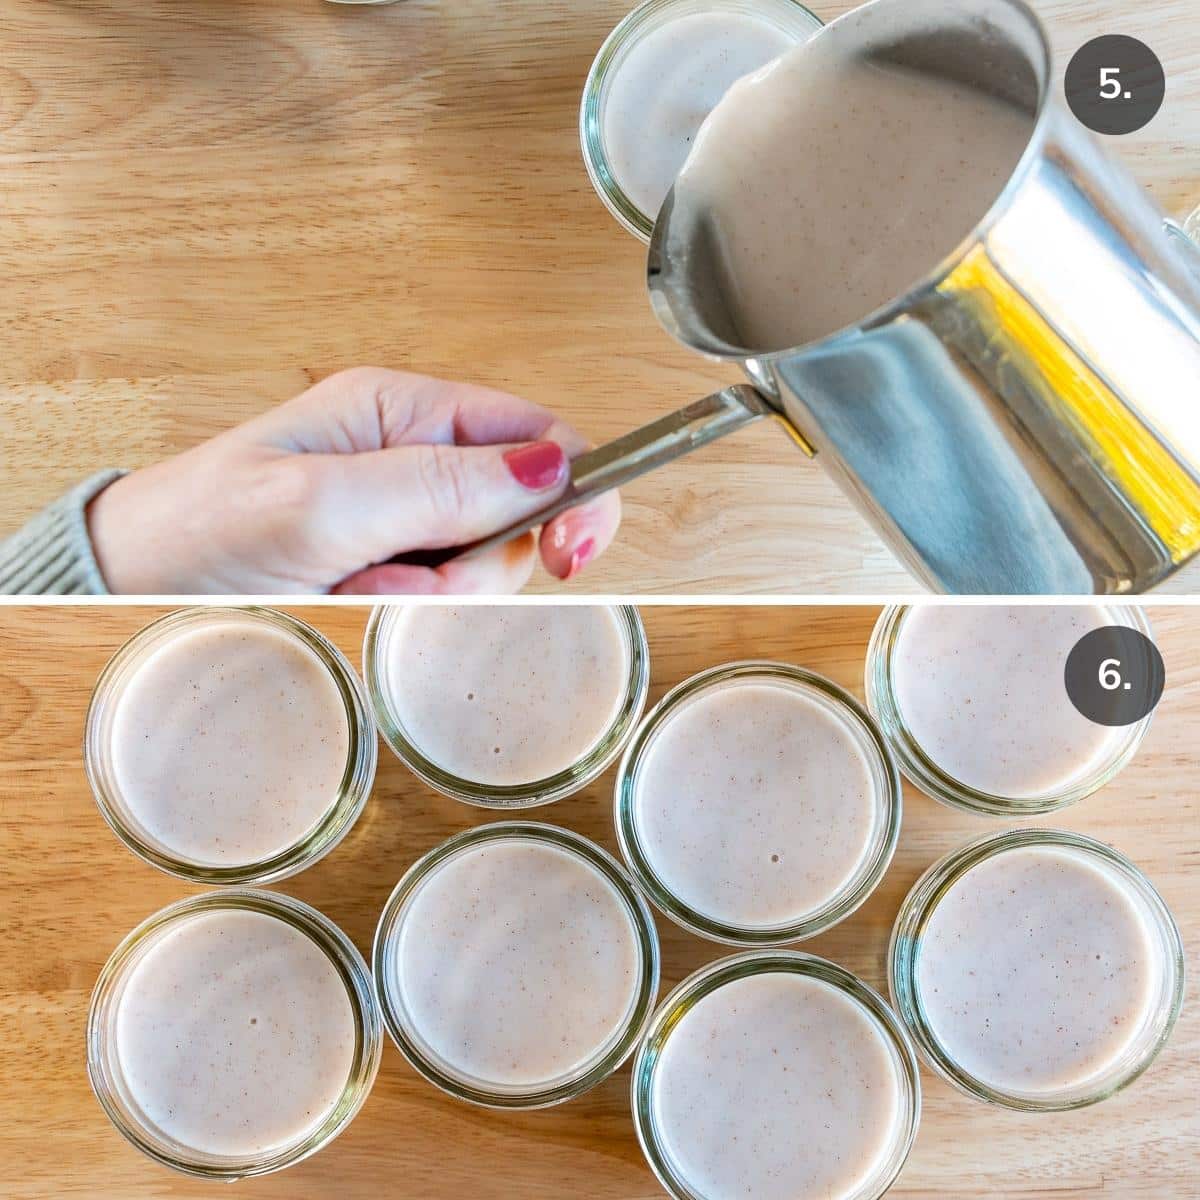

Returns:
0,602,1195,1198
2,0,1198,594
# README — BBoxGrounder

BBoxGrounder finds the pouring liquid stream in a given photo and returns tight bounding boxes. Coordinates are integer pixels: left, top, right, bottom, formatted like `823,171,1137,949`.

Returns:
670,2,1033,352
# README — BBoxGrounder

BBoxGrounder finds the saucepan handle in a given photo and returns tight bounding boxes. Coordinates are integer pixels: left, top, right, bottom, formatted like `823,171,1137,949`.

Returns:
389,384,776,569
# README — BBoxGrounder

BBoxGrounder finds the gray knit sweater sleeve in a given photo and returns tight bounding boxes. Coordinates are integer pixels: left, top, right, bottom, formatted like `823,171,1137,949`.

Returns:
0,470,125,595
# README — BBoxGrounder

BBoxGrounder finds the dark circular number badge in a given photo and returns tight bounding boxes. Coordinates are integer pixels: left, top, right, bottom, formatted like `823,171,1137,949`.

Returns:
1064,36,1165,135
1064,625,1165,726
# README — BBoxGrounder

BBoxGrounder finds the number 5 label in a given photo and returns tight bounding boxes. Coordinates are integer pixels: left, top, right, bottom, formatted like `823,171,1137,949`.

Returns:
1065,36,1164,135
1099,66,1123,99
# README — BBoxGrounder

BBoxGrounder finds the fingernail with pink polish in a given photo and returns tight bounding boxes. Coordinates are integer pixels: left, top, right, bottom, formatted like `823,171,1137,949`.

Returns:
560,537,596,581
503,441,567,491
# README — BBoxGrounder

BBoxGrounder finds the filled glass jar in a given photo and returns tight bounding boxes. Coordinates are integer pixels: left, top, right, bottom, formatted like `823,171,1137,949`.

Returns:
632,950,921,1200
888,828,1184,1110
87,889,382,1178
580,0,822,240
373,822,660,1108
363,604,649,807
615,661,901,945
866,604,1154,815
85,606,377,884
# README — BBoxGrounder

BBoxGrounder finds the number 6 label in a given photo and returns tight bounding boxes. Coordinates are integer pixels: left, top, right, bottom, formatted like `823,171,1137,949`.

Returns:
1065,626,1164,725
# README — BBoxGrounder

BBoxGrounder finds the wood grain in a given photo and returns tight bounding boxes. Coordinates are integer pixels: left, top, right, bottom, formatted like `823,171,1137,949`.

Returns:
1,0,1197,594
0,603,1195,1198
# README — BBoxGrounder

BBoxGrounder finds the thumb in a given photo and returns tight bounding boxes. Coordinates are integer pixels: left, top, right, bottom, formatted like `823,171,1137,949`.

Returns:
313,438,570,559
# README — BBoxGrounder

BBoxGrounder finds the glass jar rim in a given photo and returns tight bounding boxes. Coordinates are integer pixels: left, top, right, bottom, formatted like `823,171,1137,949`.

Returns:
372,821,661,1109
86,889,383,1179
84,606,378,885
614,660,902,946
631,949,922,1200
865,604,1155,816
579,0,824,241
362,604,650,808
887,827,1186,1111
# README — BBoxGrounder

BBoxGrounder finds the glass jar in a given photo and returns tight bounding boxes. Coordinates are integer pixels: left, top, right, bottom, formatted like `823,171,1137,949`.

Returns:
865,604,1154,815
632,950,921,1200
888,829,1185,1111
85,606,377,885
373,822,661,1108
580,0,823,240
363,604,649,808
87,889,382,1179
615,661,901,945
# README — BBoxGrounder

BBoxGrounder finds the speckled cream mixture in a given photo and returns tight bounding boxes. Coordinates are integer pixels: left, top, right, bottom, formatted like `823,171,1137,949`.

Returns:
916,845,1159,1094
114,909,356,1156
394,839,640,1087
382,606,628,786
652,972,903,1200
673,2,1032,349
602,9,800,219
632,678,878,928
892,605,1126,797
110,619,349,865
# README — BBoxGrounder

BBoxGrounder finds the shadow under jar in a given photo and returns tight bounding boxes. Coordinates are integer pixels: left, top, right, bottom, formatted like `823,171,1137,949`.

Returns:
87,890,382,1180
373,822,660,1109
865,604,1154,816
632,951,921,1200
363,604,649,807
888,829,1184,1111
85,606,377,885
615,662,901,945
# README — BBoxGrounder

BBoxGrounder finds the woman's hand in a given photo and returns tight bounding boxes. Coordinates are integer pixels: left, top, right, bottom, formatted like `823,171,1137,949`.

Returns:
86,368,620,594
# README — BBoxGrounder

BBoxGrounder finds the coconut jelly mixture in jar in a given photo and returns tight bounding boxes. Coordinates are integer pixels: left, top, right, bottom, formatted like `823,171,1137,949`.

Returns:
650,970,905,1200
601,6,803,219
388,834,644,1090
379,605,631,787
112,908,357,1157
625,668,888,937
890,604,1128,798
915,844,1160,1096
107,616,351,866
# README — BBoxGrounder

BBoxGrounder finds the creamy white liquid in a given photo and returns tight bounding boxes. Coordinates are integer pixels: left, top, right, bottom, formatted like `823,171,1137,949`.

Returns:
674,3,1033,348
113,909,356,1157
109,618,350,866
393,837,641,1088
602,8,803,220
652,971,903,1200
382,606,628,786
892,605,1128,798
917,845,1159,1094
632,676,879,929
